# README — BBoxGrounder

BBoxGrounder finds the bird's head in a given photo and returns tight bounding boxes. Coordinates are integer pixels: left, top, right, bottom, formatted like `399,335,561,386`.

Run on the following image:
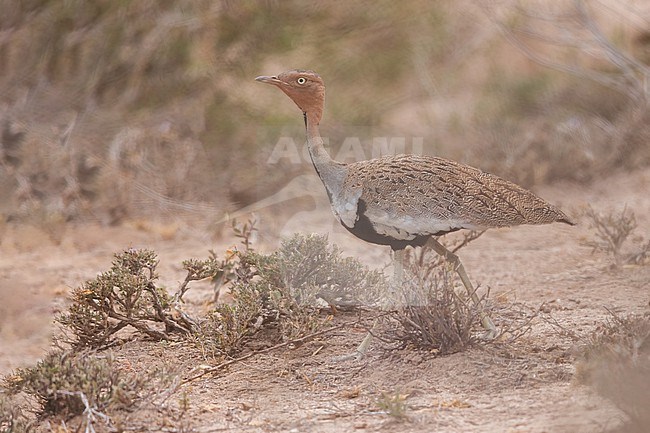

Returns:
255,69,325,125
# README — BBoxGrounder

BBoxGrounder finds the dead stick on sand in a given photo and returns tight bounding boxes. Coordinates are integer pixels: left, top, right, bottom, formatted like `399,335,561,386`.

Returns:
182,313,387,385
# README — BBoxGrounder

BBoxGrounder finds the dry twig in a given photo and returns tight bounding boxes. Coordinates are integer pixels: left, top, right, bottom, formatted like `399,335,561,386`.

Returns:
182,315,378,384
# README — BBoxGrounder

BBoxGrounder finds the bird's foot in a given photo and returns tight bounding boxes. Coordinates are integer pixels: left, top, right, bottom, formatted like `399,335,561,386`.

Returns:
331,350,366,362
331,332,373,362
479,326,499,341
479,315,498,340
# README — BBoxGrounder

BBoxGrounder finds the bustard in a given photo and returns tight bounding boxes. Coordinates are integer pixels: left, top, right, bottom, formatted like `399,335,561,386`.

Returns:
255,69,574,354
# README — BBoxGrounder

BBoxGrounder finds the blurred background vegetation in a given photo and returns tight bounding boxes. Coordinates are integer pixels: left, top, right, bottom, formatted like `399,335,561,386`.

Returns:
0,0,648,232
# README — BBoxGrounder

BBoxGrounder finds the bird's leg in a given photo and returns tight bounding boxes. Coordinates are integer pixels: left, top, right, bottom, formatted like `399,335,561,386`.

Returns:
425,238,498,338
336,248,406,361
390,248,405,305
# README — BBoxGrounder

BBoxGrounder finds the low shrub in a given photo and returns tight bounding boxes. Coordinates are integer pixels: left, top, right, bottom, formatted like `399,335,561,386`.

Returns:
575,314,650,433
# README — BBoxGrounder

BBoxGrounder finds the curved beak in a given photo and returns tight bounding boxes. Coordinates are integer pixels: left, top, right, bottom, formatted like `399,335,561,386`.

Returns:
255,75,283,86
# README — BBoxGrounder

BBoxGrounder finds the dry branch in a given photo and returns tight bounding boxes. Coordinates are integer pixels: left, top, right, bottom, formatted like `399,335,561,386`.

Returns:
182,315,378,384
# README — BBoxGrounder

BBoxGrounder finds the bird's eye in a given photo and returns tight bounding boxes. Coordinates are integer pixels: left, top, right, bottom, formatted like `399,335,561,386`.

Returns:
297,77,307,85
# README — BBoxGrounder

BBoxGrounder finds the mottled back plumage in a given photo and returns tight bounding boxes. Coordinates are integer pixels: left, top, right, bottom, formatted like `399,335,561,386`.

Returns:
343,154,572,245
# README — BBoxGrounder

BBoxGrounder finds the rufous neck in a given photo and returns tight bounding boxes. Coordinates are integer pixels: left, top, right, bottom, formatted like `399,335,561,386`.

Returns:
304,112,330,161
305,112,321,137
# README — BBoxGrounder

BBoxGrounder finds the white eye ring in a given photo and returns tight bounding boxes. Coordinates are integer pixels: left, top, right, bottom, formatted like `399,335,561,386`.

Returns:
297,77,306,85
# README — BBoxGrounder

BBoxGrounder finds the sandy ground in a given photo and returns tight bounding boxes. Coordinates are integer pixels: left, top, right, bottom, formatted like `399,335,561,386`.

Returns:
0,167,648,432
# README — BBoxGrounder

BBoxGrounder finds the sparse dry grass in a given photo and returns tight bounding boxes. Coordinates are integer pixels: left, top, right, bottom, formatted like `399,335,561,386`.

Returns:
383,233,486,354
376,390,410,420
382,232,540,355
583,205,650,267
575,314,650,433
385,262,481,355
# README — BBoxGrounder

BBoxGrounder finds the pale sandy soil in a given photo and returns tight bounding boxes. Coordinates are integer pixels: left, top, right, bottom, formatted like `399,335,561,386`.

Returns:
0,167,648,432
